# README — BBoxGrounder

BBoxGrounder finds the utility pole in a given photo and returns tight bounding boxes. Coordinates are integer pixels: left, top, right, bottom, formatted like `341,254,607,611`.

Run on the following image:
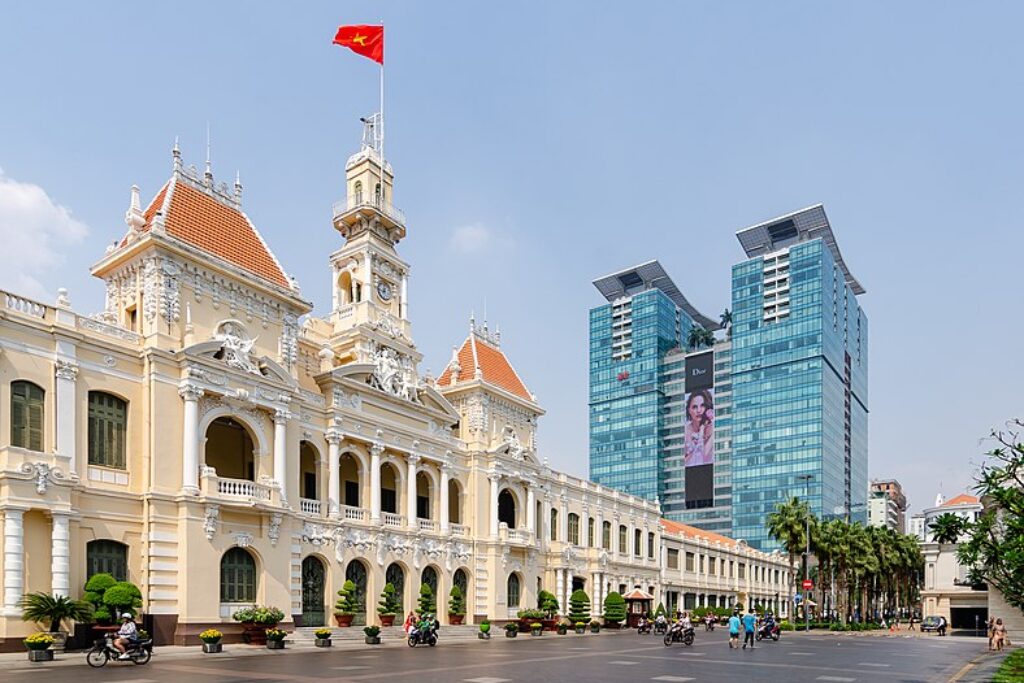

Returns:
797,474,814,633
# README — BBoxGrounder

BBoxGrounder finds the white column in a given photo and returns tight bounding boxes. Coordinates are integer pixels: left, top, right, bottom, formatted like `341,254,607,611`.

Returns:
273,409,289,505
406,454,419,527
179,385,203,494
489,475,500,539
526,487,535,535
559,499,568,543
327,431,341,517
596,510,605,550
565,569,573,615
363,253,373,299
439,464,451,534
555,569,565,615
51,513,70,597
400,274,408,319
54,361,79,474
3,509,24,615
591,572,599,616
370,444,382,523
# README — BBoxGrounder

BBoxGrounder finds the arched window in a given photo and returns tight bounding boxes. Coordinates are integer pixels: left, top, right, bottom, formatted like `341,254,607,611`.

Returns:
648,532,656,558
567,513,580,545
87,540,127,581
11,381,44,451
453,568,468,600
602,521,612,550
353,180,363,202
587,517,595,547
618,525,627,553
550,508,559,541
507,573,521,608
634,529,642,556
386,563,405,614
422,565,439,604
497,489,516,528
88,392,127,469
220,548,256,603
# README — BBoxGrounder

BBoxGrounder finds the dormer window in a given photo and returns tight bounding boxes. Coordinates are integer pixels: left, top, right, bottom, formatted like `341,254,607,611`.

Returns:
353,180,363,203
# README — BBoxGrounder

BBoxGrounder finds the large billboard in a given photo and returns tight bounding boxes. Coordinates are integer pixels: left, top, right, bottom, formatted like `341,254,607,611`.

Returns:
684,350,714,506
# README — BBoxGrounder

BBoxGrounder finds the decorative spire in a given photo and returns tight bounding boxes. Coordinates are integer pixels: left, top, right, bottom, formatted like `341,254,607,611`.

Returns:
450,346,461,383
204,123,213,187
172,136,182,173
234,170,243,204
125,184,145,232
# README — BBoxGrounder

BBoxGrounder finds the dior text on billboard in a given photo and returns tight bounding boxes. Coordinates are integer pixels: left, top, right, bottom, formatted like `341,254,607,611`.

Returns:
684,350,714,506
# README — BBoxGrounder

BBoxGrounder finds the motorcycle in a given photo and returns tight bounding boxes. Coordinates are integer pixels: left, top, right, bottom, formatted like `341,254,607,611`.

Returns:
704,616,716,632
663,623,695,647
654,619,668,635
637,620,653,635
408,622,438,647
86,634,153,667
755,621,780,642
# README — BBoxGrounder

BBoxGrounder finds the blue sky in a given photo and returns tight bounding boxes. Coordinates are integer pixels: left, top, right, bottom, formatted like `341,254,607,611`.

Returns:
2,2,1022,518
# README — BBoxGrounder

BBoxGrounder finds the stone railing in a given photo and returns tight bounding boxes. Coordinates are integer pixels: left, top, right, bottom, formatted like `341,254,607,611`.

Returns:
383,512,405,528
450,523,469,537
343,506,367,521
418,519,438,532
299,498,322,516
3,292,47,319
211,475,272,503
77,316,142,344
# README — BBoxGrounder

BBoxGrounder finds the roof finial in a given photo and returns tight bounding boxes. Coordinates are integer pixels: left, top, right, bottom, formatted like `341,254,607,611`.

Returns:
234,170,243,204
204,123,213,186
469,310,475,333
172,136,182,173
125,184,145,232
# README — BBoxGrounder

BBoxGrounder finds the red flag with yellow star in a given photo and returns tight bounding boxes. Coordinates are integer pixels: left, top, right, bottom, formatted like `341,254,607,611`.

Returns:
333,25,384,64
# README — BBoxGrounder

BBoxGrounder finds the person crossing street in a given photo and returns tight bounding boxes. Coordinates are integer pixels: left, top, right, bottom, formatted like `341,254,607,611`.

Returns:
728,610,741,649
742,608,757,650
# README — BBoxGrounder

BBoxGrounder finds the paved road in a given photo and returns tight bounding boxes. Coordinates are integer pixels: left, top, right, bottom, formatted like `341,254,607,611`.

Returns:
0,631,984,683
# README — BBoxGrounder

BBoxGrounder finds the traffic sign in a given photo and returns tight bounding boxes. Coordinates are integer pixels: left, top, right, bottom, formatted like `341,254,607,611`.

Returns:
802,579,814,590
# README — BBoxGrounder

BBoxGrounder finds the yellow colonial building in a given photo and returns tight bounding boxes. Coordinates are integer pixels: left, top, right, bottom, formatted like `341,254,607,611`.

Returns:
0,128,788,647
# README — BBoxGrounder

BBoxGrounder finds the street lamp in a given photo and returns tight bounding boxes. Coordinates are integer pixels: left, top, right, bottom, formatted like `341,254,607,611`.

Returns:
797,474,814,633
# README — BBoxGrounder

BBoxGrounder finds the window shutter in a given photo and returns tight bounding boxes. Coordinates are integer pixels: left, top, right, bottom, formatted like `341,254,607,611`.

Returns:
11,385,25,448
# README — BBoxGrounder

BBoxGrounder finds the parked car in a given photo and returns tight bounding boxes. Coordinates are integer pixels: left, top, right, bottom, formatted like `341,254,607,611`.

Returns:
920,616,942,632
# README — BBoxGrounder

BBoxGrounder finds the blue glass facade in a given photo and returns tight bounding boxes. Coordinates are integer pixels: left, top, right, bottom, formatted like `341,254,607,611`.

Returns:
730,238,868,551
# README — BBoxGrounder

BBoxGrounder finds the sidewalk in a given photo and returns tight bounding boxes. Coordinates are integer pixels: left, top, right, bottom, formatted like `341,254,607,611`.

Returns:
948,647,1012,683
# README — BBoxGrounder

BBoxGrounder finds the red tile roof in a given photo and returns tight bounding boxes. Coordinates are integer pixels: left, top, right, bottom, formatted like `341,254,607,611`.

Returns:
125,177,290,289
436,333,533,402
660,518,738,548
940,494,979,507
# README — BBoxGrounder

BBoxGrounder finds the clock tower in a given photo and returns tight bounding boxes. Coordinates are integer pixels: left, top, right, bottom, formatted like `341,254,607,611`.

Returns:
327,116,419,372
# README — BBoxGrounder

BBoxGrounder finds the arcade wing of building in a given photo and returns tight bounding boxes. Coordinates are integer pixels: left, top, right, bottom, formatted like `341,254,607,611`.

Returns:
0,130,788,647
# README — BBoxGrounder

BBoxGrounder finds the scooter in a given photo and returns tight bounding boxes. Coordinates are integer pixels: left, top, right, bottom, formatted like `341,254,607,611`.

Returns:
408,621,439,647
654,618,668,635
663,623,695,647
755,621,780,642
637,619,653,635
86,634,153,667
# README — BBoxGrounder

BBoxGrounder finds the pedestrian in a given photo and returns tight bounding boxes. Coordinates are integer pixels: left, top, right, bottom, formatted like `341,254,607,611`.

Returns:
403,610,417,634
937,616,947,637
993,618,1008,652
742,608,757,650
728,611,741,649
908,615,916,631
987,616,996,651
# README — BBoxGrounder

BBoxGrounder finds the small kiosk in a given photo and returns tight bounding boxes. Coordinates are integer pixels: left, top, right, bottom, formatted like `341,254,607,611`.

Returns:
623,588,654,628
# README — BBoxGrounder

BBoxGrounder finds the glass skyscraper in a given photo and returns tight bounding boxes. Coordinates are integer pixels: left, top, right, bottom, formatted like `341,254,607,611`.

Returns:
730,205,868,550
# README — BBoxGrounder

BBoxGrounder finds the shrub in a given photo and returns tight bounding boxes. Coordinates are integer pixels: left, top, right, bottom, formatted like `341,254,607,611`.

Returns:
516,608,545,620
232,606,285,625
655,602,667,618
23,633,54,650
479,620,491,634
314,628,332,639
568,589,590,624
448,585,466,615
199,629,223,643
602,591,626,623
538,590,559,617
19,592,93,633
82,573,119,624
418,584,436,614
778,621,795,631
103,581,142,617
334,581,357,616
504,622,519,632
378,583,400,616
363,625,381,637
264,628,286,642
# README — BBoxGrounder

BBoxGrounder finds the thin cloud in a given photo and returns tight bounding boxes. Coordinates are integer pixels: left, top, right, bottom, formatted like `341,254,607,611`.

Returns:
447,223,513,255
0,168,89,300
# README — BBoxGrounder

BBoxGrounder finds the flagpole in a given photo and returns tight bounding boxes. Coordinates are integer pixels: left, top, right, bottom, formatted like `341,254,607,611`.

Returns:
379,22,385,201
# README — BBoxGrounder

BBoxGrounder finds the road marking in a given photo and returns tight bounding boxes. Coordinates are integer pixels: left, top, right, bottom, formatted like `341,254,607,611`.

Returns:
352,655,379,659
569,646,591,650
858,663,890,667
609,660,639,665
677,651,706,655
817,678,856,682
332,666,370,671
651,677,695,682
464,679,511,683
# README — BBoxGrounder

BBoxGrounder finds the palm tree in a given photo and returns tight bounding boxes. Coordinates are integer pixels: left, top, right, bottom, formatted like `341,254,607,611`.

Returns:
929,513,967,544
686,326,716,351
719,309,733,340
813,518,844,617
19,592,93,633
767,496,815,617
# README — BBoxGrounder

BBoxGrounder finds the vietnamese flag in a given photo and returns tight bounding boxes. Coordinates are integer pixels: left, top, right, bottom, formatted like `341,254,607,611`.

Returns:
333,25,384,65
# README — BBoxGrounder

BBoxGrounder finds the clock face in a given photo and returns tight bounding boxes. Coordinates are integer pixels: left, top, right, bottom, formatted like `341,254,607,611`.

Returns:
376,281,393,301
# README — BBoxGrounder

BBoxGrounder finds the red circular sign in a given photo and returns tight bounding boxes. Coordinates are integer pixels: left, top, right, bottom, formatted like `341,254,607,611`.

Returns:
802,580,814,590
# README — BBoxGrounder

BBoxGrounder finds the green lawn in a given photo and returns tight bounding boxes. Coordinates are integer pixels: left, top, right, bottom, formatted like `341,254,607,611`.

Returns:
994,649,1024,683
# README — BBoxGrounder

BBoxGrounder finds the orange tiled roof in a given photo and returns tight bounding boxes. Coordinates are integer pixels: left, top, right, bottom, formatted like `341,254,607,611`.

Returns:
126,177,290,289
660,518,738,548
436,333,533,402
941,494,979,507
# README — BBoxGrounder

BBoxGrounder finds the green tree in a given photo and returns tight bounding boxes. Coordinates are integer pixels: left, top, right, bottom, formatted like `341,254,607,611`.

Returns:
686,325,716,351
103,581,142,618
538,589,559,617
448,585,466,616
767,496,815,617
930,512,968,545
959,420,1024,613
418,583,436,614
19,593,93,633
334,580,356,615
719,309,733,340
82,573,118,624
568,589,590,624
602,591,626,623
378,583,400,616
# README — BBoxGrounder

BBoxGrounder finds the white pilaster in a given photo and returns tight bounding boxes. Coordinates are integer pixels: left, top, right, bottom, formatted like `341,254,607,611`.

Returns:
439,464,450,534
273,409,289,505
400,275,408,319
51,513,70,597
179,385,203,494
3,509,25,615
555,569,564,615
406,453,420,527
489,475,500,539
565,569,573,616
327,431,342,517
54,361,79,473
559,497,568,543
526,487,535,535
596,510,605,549
370,444,382,523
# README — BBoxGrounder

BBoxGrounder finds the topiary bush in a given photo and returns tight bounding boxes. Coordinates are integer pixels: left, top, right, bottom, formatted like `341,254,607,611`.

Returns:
82,573,118,624
655,602,667,618
378,583,399,616
103,581,142,618
335,580,357,616
448,585,465,615
568,589,590,624
602,591,626,624
538,590,559,617
418,583,435,614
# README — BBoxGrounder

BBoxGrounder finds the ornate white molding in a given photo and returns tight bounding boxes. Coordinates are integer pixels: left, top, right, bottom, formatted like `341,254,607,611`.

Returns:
213,321,261,375
19,462,67,494
54,360,79,382
267,513,283,546
366,340,421,403
203,505,220,540
279,313,298,368
301,522,332,547
234,532,254,548
178,384,205,401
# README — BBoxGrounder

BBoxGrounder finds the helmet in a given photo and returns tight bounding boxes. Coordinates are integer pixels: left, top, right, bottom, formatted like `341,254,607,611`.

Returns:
121,613,133,619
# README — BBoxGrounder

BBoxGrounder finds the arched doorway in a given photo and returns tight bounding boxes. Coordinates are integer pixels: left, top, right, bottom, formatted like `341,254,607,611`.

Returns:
205,417,255,481
421,566,439,614
386,562,406,615
345,560,369,626
453,567,469,620
299,442,319,502
380,462,400,515
507,573,521,608
301,556,326,626
415,471,432,520
498,489,516,528
340,453,361,508
448,479,463,524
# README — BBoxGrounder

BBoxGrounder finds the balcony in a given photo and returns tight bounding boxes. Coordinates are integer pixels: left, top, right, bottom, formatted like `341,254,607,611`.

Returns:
383,512,405,528
500,524,534,547
299,498,322,516
343,505,367,522
418,519,438,533
200,468,276,506
332,193,406,238
450,523,469,537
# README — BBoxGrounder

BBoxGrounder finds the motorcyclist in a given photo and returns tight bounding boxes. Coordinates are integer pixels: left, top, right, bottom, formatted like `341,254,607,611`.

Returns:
654,613,668,633
704,613,716,631
637,615,651,633
680,611,693,631
113,613,138,660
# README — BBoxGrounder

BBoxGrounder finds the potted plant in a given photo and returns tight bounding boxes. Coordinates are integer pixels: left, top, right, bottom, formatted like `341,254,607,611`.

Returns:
18,592,91,653
530,622,543,636
377,583,399,627
81,573,118,633
232,606,284,644
265,628,286,649
516,608,545,631
418,583,436,614
602,591,626,629
557,619,569,635
334,581,356,627
363,625,381,645
314,628,332,647
448,585,466,625
538,590,559,631
199,628,223,653
589,620,601,633
504,622,519,638
574,621,586,634
568,589,590,632
23,633,54,662
478,620,491,640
